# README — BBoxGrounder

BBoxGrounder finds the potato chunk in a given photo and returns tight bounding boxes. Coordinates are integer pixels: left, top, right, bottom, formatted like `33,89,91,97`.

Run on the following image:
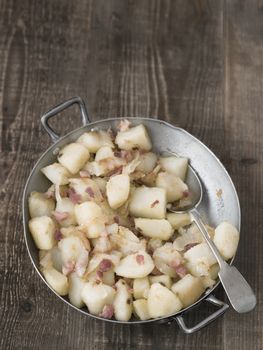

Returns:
42,267,69,296
113,279,133,321
81,282,116,315
171,274,205,307
115,124,152,151
29,191,55,218
134,218,173,240
115,251,154,278
95,146,114,162
58,143,90,174
213,222,239,260
41,162,70,185
129,187,166,219
184,243,217,276
68,272,86,308
106,174,130,209
55,198,76,227
159,157,188,180
77,130,114,153
149,275,172,289
156,172,188,202
133,299,151,320
136,152,157,174
133,277,150,299
29,216,56,250
74,201,102,226
166,212,191,229
147,283,183,318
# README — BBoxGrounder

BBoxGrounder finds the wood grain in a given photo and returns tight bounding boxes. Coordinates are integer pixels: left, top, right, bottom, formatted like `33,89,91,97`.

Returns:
0,0,262,349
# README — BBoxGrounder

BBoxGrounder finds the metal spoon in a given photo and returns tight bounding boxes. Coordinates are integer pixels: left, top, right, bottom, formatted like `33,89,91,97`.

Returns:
167,156,256,313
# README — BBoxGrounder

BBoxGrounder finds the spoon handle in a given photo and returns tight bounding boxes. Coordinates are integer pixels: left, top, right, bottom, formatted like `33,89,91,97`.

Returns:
191,209,256,313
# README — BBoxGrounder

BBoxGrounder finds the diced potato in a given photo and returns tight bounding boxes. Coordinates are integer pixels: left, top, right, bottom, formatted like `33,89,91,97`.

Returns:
29,191,55,218
147,238,163,253
115,251,154,278
41,162,70,185
95,146,114,162
184,243,217,276
110,226,146,256
81,282,116,315
93,177,107,194
106,174,130,209
102,269,115,286
68,272,86,308
58,236,87,264
173,229,203,251
55,198,76,227
133,277,150,299
135,218,173,240
29,216,56,250
200,263,219,288
58,143,90,174
149,275,172,289
50,246,63,272
42,267,69,296
77,130,114,153
113,279,133,321
86,217,106,238
213,222,239,260
136,152,157,174
115,124,152,151
171,274,205,307
133,299,151,320
69,178,103,203
147,283,183,318
85,253,121,275
74,201,102,226
159,157,188,180
166,212,191,230
153,243,183,278
156,172,188,202
129,187,166,219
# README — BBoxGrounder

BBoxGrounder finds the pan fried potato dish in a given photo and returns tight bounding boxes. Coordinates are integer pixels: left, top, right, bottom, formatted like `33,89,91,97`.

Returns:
28,121,239,321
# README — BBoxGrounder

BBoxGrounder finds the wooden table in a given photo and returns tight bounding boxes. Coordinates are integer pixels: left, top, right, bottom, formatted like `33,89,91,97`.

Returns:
1,1,262,349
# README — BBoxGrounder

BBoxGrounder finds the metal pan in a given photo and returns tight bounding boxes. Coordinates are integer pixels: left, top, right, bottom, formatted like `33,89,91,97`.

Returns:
22,96,241,333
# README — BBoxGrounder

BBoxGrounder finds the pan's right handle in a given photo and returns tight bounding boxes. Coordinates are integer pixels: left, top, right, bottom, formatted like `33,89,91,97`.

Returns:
41,96,91,142
175,295,229,334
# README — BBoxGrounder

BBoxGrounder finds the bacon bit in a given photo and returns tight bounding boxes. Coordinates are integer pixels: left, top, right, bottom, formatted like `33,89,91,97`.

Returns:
52,211,69,221
62,261,75,276
182,190,190,198
98,259,112,272
85,186,95,198
175,264,187,278
107,127,116,140
184,242,199,252
150,200,159,208
136,254,145,265
113,216,120,224
79,170,91,178
54,229,63,241
107,166,123,177
117,119,131,132
99,304,114,319
68,188,82,204
170,259,182,269
128,287,134,294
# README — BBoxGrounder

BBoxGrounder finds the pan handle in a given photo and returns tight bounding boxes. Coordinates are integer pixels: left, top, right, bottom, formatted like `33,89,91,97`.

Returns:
41,96,91,142
174,295,229,334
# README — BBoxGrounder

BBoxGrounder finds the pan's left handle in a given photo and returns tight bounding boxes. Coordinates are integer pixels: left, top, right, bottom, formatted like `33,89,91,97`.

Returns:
41,96,91,142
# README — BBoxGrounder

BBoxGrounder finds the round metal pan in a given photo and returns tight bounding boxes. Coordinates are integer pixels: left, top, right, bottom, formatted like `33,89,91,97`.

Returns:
22,97,241,333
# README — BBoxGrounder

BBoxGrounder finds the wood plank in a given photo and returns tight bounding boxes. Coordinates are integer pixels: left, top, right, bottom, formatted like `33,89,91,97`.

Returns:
223,1,263,349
